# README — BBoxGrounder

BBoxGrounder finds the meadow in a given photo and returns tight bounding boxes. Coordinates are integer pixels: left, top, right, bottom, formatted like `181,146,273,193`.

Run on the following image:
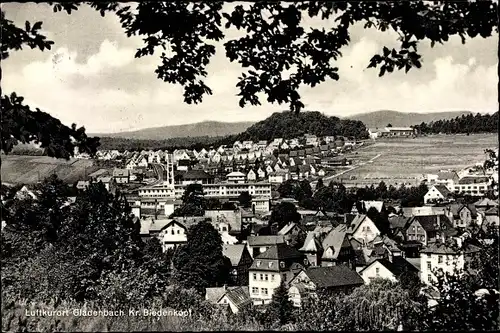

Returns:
337,133,498,187
1,155,99,185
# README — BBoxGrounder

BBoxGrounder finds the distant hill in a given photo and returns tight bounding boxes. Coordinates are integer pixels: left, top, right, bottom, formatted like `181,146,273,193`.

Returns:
93,121,255,140
346,110,474,129
221,111,369,143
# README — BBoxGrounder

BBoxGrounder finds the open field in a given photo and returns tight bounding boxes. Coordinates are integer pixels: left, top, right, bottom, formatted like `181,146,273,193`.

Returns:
334,133,498,187
1,155,100,185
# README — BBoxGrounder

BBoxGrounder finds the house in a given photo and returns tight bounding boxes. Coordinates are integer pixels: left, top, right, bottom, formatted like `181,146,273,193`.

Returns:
247,169,257,181
474,198,498,211
359,256,419,284
483,207,499,226
454,176,491,196
446,204,477,228
113,168,130,184
420,241,481,285
205,286,252,314
205,209,242,236
223,244,254,286
278,222,306,246
424,184,452,204
227,171,246,183
246,235,285,259
248,243,306,305
257,168,266,179
299,232,324,267
269,170,289,184
76,180,90,191
156,219,199,252
405,215,456,246
288,265,364,307
321,224,356,268
346,214,381,245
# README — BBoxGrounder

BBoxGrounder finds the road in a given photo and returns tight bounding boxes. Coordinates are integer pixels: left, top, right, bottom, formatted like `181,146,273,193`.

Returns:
150,163,167,184
311,153,382,188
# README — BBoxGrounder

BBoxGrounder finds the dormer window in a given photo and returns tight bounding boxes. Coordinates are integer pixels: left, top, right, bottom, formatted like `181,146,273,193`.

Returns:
280,261,285,268
268,262,273,268
256,261,261,267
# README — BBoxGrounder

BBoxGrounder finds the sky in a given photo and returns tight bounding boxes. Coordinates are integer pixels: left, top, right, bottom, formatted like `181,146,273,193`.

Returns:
2,2,498,133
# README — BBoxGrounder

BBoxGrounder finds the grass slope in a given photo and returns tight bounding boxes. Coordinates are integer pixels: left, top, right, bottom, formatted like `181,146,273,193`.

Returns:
1,155,99,185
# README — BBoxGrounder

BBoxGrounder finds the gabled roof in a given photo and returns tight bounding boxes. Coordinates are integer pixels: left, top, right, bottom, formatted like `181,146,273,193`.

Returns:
388,215,411,229
299,232,323,252
474,198,499,208
182,170,214,179
458,176,490,184
361,257,419,277
223,286,251,310
421,242,481,255
409,215,453,232
247,235,285,246
437,171,458,180
302,265,364,288
223,244,247,266
321,224,348,260
432,184,452,197
255,243,303,260
346,214,370,234
361,200,385,213
278,222,301,236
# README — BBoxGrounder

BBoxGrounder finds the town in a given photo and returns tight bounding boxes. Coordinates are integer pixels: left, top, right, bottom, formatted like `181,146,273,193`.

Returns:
2,1,499,332
11,131,497,315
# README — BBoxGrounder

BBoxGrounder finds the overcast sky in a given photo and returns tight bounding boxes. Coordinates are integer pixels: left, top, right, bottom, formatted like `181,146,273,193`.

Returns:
2,3,498,133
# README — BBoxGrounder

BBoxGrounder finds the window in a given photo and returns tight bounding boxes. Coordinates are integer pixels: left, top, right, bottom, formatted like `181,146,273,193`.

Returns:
427,262,431,270
428,274,432,282
438,255,443,264
260,273,264,280
280,261,285,268
171,229,175,235
177,230,180,234
253,273,257,280
252,287,259,294
375,267,380,276
261,288,268,295
256,261,261,267
271,274,275,281
265,274,268,281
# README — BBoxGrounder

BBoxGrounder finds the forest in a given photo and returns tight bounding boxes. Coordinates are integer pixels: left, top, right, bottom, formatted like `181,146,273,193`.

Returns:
230,111,369,142
413,112,498,135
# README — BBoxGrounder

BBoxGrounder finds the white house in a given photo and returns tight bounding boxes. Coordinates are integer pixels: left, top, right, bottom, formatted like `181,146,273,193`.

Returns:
157,220,188,252
247,169,257,181
205,286,252,314
424,184,452,204
419,241,481,285
359,257,418,284
227,171,246,183
346,214,381,245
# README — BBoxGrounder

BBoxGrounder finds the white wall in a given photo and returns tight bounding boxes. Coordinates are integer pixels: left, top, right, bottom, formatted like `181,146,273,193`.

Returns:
360,261,397,284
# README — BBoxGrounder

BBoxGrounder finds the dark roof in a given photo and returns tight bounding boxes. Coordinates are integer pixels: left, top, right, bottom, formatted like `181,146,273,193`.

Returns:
421,242,481,255
247,235,285,246
304,265,364,288
224,286,251,310
410,215,452,232
433,184,452,197
256,243,303,260
389,215,411,229
182,170,213,179
458,176,490,184
373,257,419,277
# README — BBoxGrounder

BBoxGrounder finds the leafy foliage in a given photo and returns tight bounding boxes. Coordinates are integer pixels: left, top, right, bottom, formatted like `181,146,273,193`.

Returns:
413,112,499,135
232,111,369,141
172,221,231,293
238,191,253,208
269,202,302,231
171,183,205,217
